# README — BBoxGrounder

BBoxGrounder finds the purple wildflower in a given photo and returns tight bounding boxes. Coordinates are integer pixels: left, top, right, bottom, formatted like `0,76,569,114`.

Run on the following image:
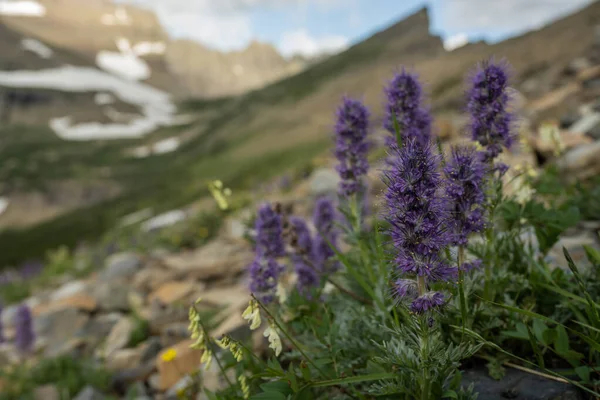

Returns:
334,97,371,197
383,69,432,147
313,197,339,274
392,279,418,300
384,138,454,310
467,59,514,164
410,292,445,314
290,217,319,296
254,203,285,258
14,304,34,354
460,259,483,273
249,257,283,304
444,146,487,246
248,203,285,303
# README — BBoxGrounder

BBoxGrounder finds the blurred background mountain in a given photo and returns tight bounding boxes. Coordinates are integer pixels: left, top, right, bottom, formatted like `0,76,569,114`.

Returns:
0,0,598,266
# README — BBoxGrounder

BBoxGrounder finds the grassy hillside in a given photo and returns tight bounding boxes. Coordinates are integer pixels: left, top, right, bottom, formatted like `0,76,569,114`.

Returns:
1,2,598,267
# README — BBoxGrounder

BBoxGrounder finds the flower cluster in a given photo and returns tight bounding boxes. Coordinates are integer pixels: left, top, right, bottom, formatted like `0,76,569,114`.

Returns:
383,69,432,148
444,146,487,247
216,335,244,362
467,59,514,166
384,138,454,313
334,97,371,197
289,217,319,296
249,203,285,303
312,197,339,274
14,304,34,354
188,298,213,370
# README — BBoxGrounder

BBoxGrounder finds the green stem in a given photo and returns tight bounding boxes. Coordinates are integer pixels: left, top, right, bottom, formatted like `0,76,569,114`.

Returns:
420,318,431,400
254,295,330,379
204,328,234,387
458,246,468,337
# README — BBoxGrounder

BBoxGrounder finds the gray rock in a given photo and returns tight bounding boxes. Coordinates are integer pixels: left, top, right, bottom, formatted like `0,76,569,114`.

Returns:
50,281,87,301
568,112,600,137
546,232,600,272
462,368,583,400
102,252,142,281
140,336,163,364
557,141,600,181
93,281,131,312
34,308,89,357
72,386,105,400
309,168,339,197
103,316,135,357
77,313,122,348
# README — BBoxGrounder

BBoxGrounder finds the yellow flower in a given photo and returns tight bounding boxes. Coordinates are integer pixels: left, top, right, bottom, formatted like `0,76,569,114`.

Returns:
239,374,250,399
263,321,282,356
242,299,261,330
208,180,232,211
161,348,177,362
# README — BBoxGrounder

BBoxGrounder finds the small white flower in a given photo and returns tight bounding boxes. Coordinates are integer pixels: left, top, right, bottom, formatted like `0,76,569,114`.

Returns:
276,282,287,304
263,322,282,356
242,299,261,330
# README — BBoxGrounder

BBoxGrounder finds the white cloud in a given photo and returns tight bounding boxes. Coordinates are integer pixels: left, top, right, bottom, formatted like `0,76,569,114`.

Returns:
441,0,594,34
116,0,341,51
278,29,348,58
443,33,468,51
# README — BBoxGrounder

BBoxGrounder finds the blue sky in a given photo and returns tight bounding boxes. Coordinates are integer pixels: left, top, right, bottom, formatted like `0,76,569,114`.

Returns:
121,0,594,57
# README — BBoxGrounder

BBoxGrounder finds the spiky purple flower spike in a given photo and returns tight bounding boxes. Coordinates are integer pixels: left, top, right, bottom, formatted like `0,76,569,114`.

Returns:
334,97,371,197
313,197,340,274
249,203,285,303
383,69,432,148
289,217,319,297
444,146,487,247
467,59,515,165
14,304,34,354
384,138,454,313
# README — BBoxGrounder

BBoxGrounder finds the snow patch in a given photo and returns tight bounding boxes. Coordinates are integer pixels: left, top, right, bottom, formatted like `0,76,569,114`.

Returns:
96,51,150,81
131,136,180,158
95,92,115,105
443,33,469,52
141,210,186,232
0,66,175,140
153,137,179,154
0,197,8,216
133,41,166,56
21,38,53,59
0,0,45,16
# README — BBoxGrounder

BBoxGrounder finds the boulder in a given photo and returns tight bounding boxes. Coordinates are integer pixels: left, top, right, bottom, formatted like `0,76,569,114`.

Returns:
557,141,600,181
156,339,202,390
102,252,143,281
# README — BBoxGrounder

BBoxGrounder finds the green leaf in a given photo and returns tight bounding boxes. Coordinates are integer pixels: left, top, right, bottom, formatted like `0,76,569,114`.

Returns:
310,372,396,388
554,325,570,354
260,381,292,396
584,244,600,265
299,362,311,382
442,390,458,399
250,392,288,400
575,366,591,383
532,320,549,345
